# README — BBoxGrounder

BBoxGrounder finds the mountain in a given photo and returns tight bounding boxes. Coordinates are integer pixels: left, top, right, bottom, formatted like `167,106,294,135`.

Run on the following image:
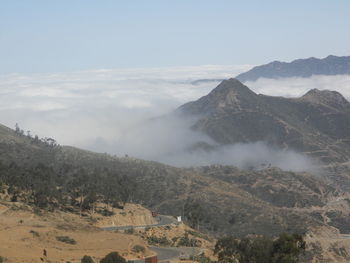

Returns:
0,121,348,239
236,55,350,82
190,79,224,86
179,78,350,164
4,115,350,261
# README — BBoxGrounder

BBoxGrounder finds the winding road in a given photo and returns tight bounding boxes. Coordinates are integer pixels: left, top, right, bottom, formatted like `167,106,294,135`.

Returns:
101,215,178,231
102,215,201,262
150,246,201,262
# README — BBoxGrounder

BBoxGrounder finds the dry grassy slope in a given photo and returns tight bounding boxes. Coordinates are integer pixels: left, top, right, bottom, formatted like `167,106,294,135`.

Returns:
0,199,215,263
0,202,152,263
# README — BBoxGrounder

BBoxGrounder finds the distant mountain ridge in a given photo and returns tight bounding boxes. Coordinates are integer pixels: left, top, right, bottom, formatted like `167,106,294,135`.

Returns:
236,55,350,82
179,78,350,164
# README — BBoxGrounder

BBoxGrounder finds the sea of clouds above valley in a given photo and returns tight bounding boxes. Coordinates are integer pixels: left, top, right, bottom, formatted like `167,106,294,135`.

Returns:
0,65,249,146
1,65,349,171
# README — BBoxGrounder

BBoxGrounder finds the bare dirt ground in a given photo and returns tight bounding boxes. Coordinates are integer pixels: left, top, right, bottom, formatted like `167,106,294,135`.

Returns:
0,202,152,263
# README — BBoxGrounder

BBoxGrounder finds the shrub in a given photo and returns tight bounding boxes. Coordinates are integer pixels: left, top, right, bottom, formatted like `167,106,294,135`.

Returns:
124,228,134,234
30,230,40,237
214,233,306,263
132,245,145,253
190,253,212,263
100,209,115,217
33,207,42,215
56,236,77,245
177,234,199,247
81,255,95,263
100,252,126,263
0,256,5,263
185,230,212,242
146,236,171,246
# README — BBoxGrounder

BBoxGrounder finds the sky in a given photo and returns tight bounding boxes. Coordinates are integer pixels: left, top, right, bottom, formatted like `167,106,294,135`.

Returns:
0,1,350,170
1,0,350,73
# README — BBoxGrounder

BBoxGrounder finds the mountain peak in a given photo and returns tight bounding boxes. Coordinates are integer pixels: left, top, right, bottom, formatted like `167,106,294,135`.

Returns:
301,89,350,111
210,78,257,96
179,78,258,115
201,78,259,112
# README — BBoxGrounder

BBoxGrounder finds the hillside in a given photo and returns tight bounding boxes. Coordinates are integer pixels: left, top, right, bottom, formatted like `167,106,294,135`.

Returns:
0,201,153,263
235,55,350,82
3,118,350,263
179,78,350,165
2,122,350,241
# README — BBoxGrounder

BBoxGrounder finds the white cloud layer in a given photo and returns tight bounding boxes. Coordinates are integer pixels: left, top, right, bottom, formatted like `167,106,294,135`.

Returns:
1,66,348,171
0,64,249,147
245,74,350,99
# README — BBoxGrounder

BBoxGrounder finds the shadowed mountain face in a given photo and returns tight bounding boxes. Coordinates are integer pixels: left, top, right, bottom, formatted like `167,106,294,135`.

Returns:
236,55,350,82
179,78,350,163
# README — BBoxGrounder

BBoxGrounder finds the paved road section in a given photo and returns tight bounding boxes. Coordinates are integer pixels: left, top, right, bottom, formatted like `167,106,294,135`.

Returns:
150,247,180,262
150,247,201,262
102,215,201,262
102,215,178,231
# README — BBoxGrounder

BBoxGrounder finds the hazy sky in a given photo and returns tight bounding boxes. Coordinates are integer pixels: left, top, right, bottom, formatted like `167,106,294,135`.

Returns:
1,0,350,73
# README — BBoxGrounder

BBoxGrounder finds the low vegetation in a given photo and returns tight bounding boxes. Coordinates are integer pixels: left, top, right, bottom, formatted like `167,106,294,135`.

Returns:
146,235,171,246
185,229,212,242
29,230,40,237
190,253,212,263
131,245,145,253
177,233,200,247
100,252,126,263
56,235,77,245
124,228,134,234
81,255,95,263
214,233,306,263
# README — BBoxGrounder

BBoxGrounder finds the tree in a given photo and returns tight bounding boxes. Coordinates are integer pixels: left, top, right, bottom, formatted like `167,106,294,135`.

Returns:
214,234,305,263
271,233,306,263
82,191,98,212
184,199,204,229
100,252,126,263
117,174,136,206
81,255,95,263
15,123,20,133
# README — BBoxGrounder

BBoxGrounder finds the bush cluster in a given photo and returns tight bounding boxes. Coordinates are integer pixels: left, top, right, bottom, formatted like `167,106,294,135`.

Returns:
214,233,306,263
56,236,77,245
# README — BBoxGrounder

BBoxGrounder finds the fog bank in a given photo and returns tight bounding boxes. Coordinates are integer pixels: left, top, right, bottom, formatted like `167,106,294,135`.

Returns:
0,67,347,171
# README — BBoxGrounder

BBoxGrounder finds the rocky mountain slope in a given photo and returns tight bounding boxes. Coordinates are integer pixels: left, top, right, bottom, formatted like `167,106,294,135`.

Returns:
179,78,350,164
236,55,350,82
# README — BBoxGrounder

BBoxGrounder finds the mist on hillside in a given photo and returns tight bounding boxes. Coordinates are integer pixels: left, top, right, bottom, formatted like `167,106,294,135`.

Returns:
1,67,349,171
86,112,316,172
